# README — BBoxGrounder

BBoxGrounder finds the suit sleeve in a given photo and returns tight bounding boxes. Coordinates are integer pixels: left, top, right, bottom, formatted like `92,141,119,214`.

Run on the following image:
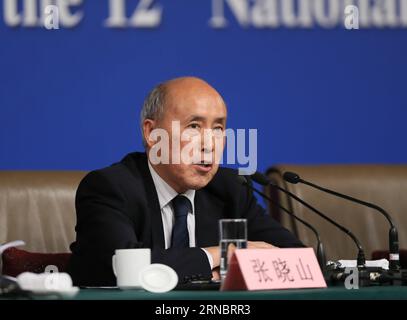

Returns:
68,170,212,286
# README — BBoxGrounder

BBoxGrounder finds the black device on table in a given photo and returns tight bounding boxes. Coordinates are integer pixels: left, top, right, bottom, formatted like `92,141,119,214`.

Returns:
176,279,221,290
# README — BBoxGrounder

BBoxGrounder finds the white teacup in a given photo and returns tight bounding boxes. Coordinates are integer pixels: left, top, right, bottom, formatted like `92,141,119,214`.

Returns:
112,248,151,289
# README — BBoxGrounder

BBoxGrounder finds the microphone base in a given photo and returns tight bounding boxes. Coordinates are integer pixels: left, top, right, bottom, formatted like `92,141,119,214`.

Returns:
324,266,407,287
381,269,407,286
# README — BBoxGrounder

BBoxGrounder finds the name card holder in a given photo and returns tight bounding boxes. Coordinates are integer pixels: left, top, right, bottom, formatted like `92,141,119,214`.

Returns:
221,248,327,291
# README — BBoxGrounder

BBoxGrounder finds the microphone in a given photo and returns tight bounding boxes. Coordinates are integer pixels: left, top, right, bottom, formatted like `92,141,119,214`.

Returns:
237,175,327,270
283,171,401,272
251,171,367,269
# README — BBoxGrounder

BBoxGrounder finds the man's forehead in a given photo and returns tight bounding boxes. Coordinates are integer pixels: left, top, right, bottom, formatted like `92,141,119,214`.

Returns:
165,76,212,90
165,98,227,117
163,82,226,114
186,114,227,123
163,77,222,100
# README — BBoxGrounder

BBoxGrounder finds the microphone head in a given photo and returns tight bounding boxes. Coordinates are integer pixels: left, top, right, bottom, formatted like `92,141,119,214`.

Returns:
283,171,301,184
250,172,270,186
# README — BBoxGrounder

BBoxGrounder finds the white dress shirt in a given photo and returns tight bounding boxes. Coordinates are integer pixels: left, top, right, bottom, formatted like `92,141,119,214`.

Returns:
148,161,214,269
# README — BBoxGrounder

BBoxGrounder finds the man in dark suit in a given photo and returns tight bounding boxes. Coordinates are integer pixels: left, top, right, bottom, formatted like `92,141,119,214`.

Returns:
68,77,303,286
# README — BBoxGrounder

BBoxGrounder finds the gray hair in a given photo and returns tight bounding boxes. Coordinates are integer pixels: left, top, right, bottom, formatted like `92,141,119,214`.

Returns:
140,83,167,147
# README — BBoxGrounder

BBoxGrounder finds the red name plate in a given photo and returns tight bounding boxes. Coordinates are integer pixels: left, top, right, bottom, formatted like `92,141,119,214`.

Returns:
221,248,327,291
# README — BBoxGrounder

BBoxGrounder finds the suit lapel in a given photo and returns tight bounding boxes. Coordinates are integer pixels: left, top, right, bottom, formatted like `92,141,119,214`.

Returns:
194,190,225,247
124,152,166,249
123,152,228,249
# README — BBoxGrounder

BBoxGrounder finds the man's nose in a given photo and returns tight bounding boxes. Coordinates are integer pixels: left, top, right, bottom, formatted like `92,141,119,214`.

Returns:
201,130,214,153
201,145,212,154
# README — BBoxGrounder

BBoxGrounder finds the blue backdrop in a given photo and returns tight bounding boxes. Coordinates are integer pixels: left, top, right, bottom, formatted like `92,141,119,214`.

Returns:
1,1,406,172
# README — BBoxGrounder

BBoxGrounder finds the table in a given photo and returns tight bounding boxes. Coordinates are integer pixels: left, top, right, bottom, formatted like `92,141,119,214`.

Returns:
49,286,407,300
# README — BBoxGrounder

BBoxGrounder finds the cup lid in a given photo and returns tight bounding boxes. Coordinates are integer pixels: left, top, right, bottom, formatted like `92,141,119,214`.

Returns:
138,264,178,293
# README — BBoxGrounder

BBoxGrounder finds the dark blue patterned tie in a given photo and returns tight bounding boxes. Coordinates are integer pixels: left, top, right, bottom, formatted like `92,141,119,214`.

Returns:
171,195,191,248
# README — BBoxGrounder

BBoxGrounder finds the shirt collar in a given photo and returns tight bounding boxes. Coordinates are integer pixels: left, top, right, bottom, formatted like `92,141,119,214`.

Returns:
148,161,195,213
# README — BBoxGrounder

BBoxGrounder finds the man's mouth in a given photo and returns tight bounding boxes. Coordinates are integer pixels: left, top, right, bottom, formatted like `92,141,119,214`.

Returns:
193,161,213,172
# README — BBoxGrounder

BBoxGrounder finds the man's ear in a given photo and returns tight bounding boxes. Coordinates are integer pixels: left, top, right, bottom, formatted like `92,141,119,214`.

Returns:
143,119,156,149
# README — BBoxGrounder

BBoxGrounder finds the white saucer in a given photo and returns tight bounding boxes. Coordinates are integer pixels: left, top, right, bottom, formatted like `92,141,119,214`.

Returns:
32,286,79,298
138,264,178,293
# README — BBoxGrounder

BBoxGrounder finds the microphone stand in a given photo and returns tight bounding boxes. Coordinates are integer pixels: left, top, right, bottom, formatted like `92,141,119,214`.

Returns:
283,171,404,285
239,176,327,272
251,172,374,286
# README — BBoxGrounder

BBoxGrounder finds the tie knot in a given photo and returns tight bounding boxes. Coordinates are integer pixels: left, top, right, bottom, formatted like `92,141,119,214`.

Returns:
172,195,192,217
